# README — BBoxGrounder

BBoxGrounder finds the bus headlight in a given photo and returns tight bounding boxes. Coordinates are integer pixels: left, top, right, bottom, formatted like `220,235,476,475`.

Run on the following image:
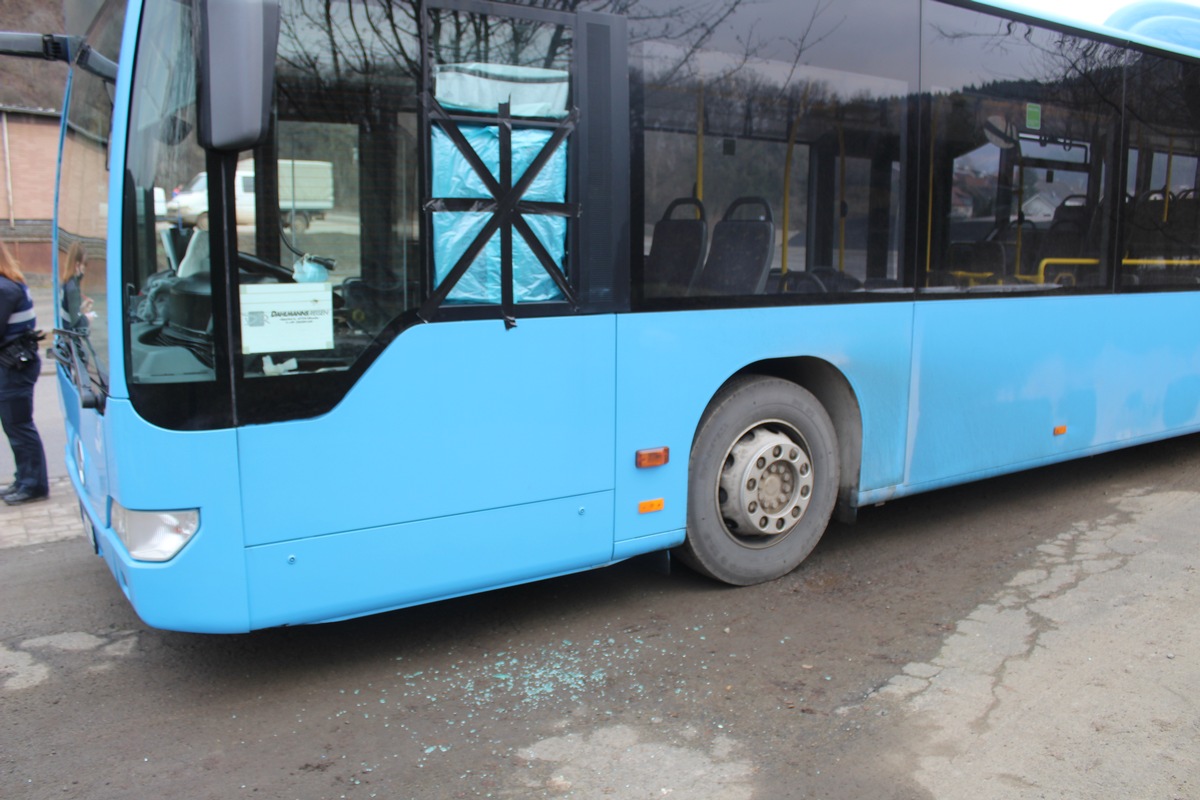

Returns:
110,501,199,562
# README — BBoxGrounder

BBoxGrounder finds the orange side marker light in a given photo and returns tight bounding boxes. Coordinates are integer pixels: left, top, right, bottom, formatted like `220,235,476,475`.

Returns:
635,447,670,468
638,498,665,514
1053,425,1067,436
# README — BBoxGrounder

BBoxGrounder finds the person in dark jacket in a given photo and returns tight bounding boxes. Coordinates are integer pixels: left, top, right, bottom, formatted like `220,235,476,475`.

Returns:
60,241,94,334
0,239,48,505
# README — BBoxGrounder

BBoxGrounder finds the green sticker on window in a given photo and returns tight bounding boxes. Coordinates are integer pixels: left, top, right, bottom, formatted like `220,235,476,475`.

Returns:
1026,103,1042,131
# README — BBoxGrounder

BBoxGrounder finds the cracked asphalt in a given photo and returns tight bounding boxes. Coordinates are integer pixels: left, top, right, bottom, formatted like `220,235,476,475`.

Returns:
2,434,1198,799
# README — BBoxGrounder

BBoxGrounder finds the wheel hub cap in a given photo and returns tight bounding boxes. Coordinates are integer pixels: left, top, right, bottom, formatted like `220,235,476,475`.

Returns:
719,426,813,536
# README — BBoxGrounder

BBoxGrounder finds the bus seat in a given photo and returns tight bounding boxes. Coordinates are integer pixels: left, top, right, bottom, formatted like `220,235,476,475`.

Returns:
778,267,864,293
947,240,1005,274
1166,193,1200,253
810,266,863,292
643,197,707,298
692,196,774,296
177,228,210,278
764,268,783,293
340,277,411,329
778,270,827,293
1052,194,1089,227
1125,191,1174,259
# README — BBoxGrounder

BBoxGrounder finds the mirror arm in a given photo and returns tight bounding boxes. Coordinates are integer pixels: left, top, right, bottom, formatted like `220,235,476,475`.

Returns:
0,32,80,62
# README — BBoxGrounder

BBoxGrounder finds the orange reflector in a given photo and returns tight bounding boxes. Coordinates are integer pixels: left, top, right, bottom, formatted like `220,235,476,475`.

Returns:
1053,425,1067,436
638,498,665,514
635,447,670,468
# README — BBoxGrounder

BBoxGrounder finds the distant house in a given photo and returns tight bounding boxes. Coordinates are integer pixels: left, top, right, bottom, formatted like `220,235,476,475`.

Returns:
950,186,975,219
1021,191,1061,223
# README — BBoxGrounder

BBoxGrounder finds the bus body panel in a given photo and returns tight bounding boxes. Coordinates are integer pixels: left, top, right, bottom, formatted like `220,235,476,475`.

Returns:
244,490,615,629
57,370,108,516
89,399,250,633
613,303,916,544
907,292,1200,492
236,315,617,547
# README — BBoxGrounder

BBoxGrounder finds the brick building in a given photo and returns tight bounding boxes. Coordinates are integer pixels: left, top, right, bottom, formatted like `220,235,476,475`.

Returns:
1,0,69,285
1,105,60,285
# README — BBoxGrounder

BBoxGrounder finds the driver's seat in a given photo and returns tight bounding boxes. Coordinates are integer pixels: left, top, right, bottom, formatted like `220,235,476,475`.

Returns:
177,229,210,278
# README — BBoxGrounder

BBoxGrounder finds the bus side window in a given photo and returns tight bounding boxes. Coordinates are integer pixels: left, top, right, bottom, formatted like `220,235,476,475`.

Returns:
922,3,1122,294
1121,55,1200,290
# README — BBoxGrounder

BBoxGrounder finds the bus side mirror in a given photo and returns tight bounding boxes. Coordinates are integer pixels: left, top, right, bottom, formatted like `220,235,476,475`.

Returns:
196,0,280,152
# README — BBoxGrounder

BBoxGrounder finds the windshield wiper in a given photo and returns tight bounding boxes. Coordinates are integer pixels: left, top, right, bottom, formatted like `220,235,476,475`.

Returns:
54,328,108,412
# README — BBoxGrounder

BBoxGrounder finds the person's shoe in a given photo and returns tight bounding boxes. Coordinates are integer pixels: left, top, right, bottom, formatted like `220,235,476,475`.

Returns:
0,482,18,497
3,488,48,506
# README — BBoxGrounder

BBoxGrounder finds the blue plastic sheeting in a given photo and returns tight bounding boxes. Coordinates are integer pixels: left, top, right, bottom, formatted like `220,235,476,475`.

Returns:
435,63,569,119
431,125,568,303
433,211,566,303
432,125,567,201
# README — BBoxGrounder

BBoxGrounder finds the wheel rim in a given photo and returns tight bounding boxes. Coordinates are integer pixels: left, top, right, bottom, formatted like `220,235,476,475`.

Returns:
716,420,814,547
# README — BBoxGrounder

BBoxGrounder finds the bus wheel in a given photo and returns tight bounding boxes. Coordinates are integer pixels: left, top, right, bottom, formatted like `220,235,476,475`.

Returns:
678,375,839,585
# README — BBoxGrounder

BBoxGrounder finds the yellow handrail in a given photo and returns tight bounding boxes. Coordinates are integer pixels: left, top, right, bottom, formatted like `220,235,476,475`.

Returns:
782,113,799,275
1013,257,1200,285
1122,258,1200,267
1164,137,1174,223
1013,257,1099,284
695,90,704,208
838,124,846,272
925,101,937,280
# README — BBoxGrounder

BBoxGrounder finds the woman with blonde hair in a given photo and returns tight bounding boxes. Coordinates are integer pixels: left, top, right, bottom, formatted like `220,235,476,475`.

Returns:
0,238,48,504
61,241,94,333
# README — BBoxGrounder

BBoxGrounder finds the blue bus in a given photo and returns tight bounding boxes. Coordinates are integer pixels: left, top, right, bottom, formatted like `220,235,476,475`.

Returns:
11,0,1200,632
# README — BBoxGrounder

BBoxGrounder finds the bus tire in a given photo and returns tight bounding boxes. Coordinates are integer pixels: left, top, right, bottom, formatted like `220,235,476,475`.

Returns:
677,375,839,585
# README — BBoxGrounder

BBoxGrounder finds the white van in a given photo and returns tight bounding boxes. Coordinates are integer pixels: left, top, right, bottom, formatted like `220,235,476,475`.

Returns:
165,159,334,230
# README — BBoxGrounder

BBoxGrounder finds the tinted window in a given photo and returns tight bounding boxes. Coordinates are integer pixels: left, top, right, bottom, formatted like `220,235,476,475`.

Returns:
921,1,1124,293
633,0,918,303
1120,53,1200,290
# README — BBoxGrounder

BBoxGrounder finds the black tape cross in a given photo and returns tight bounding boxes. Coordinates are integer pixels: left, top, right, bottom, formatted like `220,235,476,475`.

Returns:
421,96,579,327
